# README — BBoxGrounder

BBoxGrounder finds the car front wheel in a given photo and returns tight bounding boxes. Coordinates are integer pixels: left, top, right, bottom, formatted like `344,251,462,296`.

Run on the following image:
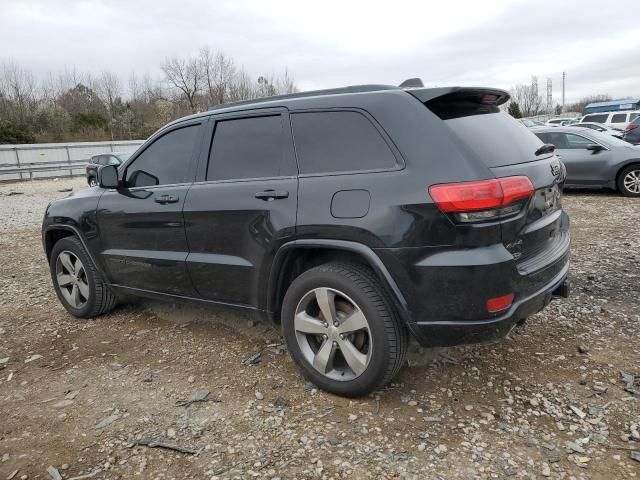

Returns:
50,236,117,318
282,263,407,397
618,165,640,197
88,177,97,187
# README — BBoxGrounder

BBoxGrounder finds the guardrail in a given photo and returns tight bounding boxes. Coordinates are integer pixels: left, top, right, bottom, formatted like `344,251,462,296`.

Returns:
0,140,144,182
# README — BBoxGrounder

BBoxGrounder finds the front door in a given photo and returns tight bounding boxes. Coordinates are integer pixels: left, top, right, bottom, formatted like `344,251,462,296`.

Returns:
97,121,205,296
184,110,298,308
551,132,611,185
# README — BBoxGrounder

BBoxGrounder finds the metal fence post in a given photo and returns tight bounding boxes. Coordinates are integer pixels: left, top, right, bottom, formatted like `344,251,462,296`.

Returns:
14,147,23,181
65,145,73,177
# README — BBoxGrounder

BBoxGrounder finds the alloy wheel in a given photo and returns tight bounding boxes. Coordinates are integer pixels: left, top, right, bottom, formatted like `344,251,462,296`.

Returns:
623,169,640,194
294,287,372,381
55,251,90,309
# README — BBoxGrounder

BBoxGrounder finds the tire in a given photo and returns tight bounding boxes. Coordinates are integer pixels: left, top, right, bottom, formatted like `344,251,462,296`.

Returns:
617,164,640,197
88,177,97,187
281,262,407,397
49,236,117,318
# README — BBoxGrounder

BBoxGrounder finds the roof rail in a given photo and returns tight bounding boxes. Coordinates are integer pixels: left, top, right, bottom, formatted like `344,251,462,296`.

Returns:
207,84,399,111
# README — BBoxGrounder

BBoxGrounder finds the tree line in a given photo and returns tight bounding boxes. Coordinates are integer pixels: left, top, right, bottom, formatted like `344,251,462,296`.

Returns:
505,78,616,118
0,47,298,144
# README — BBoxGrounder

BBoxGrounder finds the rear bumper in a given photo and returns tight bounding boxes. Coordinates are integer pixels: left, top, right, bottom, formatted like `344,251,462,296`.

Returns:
408,263,569,347
374,211,571,347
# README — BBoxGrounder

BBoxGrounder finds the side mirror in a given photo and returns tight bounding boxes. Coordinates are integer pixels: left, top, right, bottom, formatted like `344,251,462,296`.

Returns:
98,164,119,189
586,144,604,153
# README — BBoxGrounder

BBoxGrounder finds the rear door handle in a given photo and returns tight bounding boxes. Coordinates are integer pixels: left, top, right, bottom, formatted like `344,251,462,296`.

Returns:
154,195,179,204
255,190,289,201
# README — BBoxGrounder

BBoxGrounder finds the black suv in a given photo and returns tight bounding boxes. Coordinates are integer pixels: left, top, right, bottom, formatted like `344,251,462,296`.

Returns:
43,82,570,397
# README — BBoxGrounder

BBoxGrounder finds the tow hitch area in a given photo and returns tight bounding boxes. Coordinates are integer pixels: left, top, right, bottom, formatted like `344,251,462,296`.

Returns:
552,279,570,299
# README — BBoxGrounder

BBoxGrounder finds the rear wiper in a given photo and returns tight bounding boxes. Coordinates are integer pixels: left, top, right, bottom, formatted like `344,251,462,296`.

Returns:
535,144,555,156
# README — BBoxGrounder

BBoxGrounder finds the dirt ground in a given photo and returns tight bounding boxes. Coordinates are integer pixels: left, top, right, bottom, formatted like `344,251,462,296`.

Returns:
0,178,639,480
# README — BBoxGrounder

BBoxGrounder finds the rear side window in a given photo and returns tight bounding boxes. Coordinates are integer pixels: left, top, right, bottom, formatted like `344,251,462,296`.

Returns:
611,113,627,123
291,111,397,174
207,115,285,181
127,124,200,187
583,114,608,123
631,113,640,122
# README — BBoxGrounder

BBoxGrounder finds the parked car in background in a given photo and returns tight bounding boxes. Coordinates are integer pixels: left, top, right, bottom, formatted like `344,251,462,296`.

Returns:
572,122,624,139
85,152,131,186
519,118,544,127
580,111,640,131
43,82,570,397
546,117,576,127
623,116,640,145
532,126,640,196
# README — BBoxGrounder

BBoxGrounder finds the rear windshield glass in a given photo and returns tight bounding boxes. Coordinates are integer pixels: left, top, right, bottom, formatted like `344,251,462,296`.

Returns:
440,112,546,167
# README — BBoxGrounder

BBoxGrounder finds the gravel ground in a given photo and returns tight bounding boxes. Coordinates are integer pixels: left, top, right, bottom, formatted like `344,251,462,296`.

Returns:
0,178,639,480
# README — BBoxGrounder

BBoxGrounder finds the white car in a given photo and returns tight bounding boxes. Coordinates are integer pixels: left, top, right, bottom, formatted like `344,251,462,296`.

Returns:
581,111,640,131
572,122,624,139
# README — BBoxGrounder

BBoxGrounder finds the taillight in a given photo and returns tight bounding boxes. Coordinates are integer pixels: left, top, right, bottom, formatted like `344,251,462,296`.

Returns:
626,124,638,131
429,176,534,222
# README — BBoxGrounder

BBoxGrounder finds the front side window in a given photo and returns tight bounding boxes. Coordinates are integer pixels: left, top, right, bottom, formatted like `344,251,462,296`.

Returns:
583,114,608,123
126,124,200,187
292,111,397,174
611,113,626,123
207,115,285,181
565,133,595,149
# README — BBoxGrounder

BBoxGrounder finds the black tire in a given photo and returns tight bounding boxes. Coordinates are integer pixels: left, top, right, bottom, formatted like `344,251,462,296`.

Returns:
88,177,97,187
281,262,407,397
617,164,640,197
49,236,117,318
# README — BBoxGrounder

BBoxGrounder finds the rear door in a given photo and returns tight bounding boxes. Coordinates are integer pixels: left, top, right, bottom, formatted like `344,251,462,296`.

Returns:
97,120,204,296
183,109,298,308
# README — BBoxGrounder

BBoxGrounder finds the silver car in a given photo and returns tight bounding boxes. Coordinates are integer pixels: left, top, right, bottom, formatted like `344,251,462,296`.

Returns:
531,126,640,197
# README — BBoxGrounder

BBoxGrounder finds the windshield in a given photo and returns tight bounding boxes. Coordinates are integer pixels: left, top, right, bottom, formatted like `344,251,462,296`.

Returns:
115,153,131,163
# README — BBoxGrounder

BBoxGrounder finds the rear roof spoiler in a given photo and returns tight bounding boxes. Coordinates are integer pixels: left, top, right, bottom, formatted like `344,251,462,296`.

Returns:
407,87,511,120
407,86,510,105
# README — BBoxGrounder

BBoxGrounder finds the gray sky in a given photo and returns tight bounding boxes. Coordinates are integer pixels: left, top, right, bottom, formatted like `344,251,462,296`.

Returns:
1,0,639,103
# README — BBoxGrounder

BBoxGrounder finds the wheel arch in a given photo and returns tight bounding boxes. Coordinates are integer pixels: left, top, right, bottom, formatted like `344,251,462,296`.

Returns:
615,160,640,188
43,225,106,279
267,240,411,328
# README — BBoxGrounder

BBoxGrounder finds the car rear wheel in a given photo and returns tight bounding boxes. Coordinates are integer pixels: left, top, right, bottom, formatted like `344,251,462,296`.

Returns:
50,236,117,318
618,165,640,197
281,263,407,397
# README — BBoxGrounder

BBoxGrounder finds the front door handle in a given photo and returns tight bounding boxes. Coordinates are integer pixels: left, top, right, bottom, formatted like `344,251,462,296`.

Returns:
154,195,179,204
255,190,289,201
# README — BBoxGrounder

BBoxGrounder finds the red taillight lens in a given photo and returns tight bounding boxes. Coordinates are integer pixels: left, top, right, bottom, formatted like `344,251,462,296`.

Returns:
429,176,534,213
486,293,514,313
626,124,638,131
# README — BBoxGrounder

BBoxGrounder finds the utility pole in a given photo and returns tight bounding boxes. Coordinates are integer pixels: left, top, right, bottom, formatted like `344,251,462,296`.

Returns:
546,78,552,115
562,72,566,113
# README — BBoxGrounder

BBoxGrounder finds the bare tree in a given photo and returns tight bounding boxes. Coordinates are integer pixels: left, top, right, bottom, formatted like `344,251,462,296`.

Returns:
96,70,122,140
228,68,255,102
200,47,237,106
0,60,38,122
510,82,544,117
161,56,202,113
